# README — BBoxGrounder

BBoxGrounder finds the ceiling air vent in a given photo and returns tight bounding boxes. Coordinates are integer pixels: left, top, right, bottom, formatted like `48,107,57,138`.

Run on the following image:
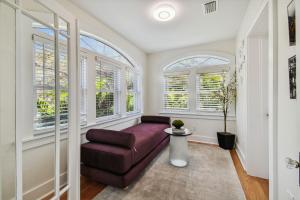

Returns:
203,0,218,15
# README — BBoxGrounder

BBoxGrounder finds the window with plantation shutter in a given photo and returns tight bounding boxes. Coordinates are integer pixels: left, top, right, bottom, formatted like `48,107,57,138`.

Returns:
126,68,138,113
80,55,87,124
95,58,120,118
196,72,224,111
163,74,189,111
33,37,69,130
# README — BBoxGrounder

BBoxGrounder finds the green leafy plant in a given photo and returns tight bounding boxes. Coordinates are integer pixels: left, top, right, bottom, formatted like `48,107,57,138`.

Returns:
172,120,184,129
213,71,237,133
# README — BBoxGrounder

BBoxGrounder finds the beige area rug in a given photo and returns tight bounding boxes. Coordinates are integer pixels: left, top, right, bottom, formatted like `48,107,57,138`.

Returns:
93,143,245,200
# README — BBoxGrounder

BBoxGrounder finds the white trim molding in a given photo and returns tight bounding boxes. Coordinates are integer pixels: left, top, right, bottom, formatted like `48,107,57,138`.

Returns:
188,135,218,145
160,112,236,121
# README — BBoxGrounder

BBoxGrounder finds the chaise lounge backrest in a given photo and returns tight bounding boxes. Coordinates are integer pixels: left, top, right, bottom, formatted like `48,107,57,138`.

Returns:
86,129,135,149
141,115,170,125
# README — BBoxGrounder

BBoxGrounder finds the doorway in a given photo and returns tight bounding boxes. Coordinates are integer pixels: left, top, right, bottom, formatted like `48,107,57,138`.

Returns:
246,3,269,180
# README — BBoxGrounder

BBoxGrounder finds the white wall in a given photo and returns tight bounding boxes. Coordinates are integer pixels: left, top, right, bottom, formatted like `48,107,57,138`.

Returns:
145,39,237,144
277,0,300,199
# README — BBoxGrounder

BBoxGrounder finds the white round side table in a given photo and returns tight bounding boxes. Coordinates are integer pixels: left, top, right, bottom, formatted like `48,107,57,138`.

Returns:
164,128,192,167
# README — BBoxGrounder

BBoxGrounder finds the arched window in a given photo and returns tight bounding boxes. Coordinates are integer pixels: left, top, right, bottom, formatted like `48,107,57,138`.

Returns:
162,55,233,115
79,34,140,123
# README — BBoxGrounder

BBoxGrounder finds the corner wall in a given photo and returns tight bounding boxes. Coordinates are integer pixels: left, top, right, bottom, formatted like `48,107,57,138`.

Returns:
145,39,237,144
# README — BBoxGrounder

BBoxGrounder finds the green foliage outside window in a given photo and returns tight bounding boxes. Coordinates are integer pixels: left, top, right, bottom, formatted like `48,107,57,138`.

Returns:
126,94,134,112
36,90,68,128
96,77,114,118
96,92,114,117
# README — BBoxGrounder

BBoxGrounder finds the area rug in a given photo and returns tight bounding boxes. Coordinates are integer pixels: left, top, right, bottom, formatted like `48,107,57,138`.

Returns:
93,143,245,200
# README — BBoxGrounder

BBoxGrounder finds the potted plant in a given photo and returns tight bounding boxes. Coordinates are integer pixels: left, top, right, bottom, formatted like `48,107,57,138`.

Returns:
214,71,237,150
172,120,184,129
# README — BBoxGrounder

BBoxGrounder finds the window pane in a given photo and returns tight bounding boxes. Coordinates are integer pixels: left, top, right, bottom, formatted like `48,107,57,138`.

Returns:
23,0,55,28
96,92,114,117
197,73,224,111
33,31,69,129
165,56,230,72
80,34,132,66
164,75,189,110
126,93,134,112
80,55,87,124
33,34,56,129
164,93,188,110
58,34,69,126
95,60,119,118
126,68,137,113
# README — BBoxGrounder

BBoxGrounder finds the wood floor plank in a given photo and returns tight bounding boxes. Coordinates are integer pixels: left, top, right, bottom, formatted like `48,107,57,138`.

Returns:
230,149,269,200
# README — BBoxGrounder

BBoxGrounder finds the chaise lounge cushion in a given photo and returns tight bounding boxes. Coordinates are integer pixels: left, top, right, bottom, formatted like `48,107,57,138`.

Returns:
86,129,135,149
122,123,170,164
141,115,170,124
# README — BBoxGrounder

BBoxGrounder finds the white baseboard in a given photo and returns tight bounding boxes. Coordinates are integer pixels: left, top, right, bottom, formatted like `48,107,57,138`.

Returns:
235,143,246,171
23,172,67,200
188,135,218,145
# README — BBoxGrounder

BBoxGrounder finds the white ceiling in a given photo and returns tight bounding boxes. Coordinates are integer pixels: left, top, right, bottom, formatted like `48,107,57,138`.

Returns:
69,0,250,53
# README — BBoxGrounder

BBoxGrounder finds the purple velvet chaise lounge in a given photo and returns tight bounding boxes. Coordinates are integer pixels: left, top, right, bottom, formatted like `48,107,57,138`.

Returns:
81,116,170,188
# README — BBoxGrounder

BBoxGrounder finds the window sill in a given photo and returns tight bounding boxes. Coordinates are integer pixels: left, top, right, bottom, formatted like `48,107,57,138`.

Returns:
82,113,141,133
159,111,236,121
22,113,142,151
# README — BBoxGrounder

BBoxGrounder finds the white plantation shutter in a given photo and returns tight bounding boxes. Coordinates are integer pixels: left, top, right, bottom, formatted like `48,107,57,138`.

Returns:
126,68,137,113
95,57,120,118
196,72,224,111
163,74,189,111
33,37,69,129
80,55,87,124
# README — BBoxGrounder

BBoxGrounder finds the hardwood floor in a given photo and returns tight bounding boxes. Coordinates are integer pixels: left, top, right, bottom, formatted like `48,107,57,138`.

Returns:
230,149,269,200
42,176,105,200
44,143,269,200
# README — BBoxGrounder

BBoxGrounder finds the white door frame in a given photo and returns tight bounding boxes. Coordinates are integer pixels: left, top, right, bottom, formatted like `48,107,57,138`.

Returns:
268,0,278,199
244,0,278,199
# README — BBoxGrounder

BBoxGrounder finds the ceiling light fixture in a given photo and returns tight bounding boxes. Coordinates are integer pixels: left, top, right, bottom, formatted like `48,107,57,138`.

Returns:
153,4,176,22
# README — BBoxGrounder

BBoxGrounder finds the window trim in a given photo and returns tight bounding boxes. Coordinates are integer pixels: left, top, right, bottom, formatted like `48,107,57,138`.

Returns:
31,31,142,135
161,55,236,117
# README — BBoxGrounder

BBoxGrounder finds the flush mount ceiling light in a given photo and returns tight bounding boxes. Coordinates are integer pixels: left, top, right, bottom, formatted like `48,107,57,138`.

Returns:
153,4,176,22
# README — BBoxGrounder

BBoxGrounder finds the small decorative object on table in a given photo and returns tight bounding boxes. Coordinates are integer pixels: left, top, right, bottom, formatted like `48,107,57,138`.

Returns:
172,120,185,135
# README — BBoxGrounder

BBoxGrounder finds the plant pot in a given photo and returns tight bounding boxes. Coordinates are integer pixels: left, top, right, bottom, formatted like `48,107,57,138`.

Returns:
217,132,236,150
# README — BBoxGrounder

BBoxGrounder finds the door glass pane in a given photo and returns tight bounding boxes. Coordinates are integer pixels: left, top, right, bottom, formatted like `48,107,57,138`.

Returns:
59,33,69,198
59,17,69,35
22,0,54,28
0,2,16,200
20,13,56,199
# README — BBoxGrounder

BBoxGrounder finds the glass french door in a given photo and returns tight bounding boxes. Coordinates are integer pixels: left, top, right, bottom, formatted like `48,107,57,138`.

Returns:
0,0,80,199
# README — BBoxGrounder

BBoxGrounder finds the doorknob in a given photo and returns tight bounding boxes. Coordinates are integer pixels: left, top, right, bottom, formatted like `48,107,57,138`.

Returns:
285,157,300,169
285,154,300,186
